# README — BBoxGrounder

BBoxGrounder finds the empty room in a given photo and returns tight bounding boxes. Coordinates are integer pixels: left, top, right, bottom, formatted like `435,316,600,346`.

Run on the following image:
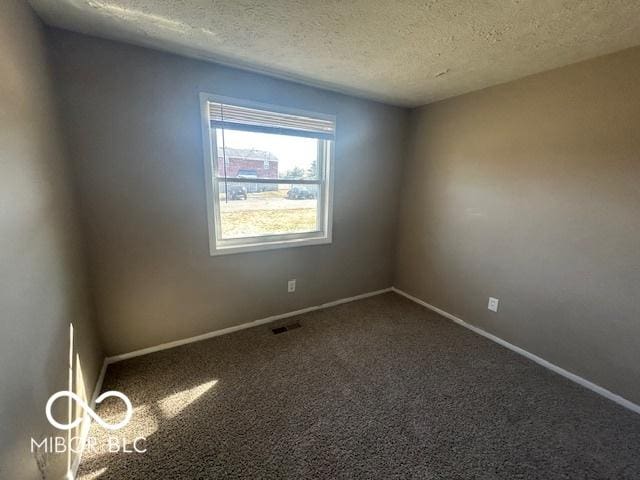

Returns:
2,0,640,478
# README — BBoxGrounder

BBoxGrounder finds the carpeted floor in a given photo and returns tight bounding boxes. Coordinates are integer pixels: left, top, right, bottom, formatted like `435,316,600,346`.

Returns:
78,293,640,479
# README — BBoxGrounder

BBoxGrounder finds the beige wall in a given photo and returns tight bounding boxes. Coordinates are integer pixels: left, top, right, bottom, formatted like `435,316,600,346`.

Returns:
396,47,640,404
48,29,408,356
0,2,103,479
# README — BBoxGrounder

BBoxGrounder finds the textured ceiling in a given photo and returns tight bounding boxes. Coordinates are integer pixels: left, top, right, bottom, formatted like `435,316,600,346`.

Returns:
29,0,640,106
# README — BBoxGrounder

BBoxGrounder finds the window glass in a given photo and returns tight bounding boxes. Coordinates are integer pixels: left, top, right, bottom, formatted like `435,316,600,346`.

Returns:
201,95,335,255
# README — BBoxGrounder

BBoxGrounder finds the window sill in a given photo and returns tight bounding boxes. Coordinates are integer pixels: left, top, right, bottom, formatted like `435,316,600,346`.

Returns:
210,234,331,256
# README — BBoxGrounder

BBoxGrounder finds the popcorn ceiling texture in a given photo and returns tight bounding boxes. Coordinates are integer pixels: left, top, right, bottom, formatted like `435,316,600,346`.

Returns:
78,294,640,479
28,0,640,106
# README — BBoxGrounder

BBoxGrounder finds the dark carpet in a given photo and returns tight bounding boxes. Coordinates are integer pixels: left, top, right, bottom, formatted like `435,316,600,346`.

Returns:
78,293,640,479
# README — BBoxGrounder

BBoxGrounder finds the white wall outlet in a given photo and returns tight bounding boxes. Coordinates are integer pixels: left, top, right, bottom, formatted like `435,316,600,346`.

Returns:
488,297,499,312
287,279,296,293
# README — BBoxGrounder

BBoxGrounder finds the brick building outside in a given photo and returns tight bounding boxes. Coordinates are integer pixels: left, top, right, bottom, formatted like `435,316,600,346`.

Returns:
217,147,279,192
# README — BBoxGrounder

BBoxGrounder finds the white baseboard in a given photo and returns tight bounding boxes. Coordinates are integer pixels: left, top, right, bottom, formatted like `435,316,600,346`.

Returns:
68,283,637,479
391,287,640,415
106,288,393,364
68,288,391,478
90,359,109,408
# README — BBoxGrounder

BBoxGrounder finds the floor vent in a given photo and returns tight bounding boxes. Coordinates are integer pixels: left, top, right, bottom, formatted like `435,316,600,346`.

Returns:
272,322,301,335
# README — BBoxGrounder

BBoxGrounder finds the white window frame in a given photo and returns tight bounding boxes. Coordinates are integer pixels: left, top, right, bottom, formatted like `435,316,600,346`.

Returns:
200,93,335,256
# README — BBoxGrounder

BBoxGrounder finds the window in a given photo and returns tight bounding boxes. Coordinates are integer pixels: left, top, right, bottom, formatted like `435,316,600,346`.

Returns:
200,94,335,255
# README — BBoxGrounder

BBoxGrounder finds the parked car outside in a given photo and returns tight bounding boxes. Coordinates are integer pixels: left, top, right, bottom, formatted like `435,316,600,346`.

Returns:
226,185,247,200
287,186,316,200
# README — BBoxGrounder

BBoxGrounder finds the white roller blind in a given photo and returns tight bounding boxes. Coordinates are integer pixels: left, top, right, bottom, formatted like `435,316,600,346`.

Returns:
209,101,335,140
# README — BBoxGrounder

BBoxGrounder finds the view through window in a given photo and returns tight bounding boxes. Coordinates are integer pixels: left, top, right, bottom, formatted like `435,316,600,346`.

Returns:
202,96,335,254
216,129,320,238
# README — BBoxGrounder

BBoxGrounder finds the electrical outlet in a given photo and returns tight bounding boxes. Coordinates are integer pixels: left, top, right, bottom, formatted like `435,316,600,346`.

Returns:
287,279,296,293
488,297,499,312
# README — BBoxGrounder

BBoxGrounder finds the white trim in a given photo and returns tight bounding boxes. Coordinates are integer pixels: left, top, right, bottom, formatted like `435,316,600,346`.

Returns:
66,285,638,478
211,234,331,256
68,288,390,477
199,92,336,257
106,288,392,364
391,287,640,415
200,92,218,256
67,358,109,479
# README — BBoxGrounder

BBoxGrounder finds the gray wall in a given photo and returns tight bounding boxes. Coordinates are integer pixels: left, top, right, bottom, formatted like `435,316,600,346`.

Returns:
0,3,103,479
396,47,640,404
48,29,408,356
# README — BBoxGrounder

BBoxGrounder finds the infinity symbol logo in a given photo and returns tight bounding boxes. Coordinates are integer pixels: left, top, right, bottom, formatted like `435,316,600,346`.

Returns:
45,391,133,431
